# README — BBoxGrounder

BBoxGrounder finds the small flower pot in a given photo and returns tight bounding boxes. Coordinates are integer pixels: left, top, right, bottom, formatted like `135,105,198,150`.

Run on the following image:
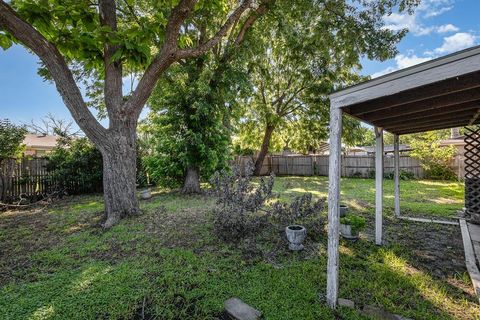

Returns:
140,188,152,200
339,223,359,240
285,225,307,251
340,205,348,217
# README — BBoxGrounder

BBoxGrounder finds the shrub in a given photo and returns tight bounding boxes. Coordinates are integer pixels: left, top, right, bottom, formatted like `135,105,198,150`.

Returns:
0,119,27,161
384,169,415,180
367,170,375,179
46,138,103,194
424,164,457,180
270,193,326,226
209,163,274,242
210,162,326,242
270,193,326,241
409,132,457,180
351,171,363,178
340,215,366,234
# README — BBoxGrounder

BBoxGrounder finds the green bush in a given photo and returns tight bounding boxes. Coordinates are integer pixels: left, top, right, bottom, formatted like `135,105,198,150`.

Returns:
340,215,366,234
409,131,457,181
0,119,27,160
424,163,457,181
46,138,103,194
351,171,363,178
384,169,415,180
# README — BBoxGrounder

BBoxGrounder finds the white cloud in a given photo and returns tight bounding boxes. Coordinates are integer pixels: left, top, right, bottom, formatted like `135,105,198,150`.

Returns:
371,54,432,78
434,32,477,54
383,0,456,36
424,5,453,18
383,13,434,36
436,24,459,33
395,54,432,69
371,67,396,79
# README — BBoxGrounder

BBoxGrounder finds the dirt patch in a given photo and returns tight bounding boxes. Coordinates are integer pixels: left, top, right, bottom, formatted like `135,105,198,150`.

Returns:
141,205,211,249
0,196,105,286
363,214,467,280
0,206,59,285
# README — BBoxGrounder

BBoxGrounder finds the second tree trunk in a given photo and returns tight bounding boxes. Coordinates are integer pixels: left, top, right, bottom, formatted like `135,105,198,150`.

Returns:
182,166,201,194
253,124,275,176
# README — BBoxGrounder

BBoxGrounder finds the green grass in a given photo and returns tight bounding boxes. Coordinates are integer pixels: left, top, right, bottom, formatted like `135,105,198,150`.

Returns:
274,176,464,218
0,177,477,320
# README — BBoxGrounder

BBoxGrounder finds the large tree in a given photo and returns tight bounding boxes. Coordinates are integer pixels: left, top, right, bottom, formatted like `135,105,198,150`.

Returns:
143,59,241,192
145,0,271,194
0,0,256,227
235,0,418,175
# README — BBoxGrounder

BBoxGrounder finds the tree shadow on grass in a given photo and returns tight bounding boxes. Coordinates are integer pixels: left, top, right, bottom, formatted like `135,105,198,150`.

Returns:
340,238,480,320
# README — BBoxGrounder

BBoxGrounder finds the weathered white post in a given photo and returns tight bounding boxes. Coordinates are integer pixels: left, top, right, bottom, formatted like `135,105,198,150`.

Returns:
394,134,400,217
327,105,342,308
375,127,384,245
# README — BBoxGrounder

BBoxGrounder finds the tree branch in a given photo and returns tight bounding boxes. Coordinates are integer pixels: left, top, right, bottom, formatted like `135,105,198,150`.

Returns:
123,0,198,117
233,0,272,47
176,0,252,59
125,0,252,118
0,1,106,143
99,0,123,121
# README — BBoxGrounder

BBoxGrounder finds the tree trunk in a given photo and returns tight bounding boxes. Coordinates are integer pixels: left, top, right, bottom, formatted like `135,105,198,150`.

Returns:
254,124,275,176
100,126,140,228
182,166,201,194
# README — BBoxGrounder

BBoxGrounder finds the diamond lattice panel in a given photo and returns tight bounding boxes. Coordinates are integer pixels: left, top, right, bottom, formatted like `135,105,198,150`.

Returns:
465,126,480,224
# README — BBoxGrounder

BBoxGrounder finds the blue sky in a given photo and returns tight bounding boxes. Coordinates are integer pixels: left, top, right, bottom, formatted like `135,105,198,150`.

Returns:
1,0,479,128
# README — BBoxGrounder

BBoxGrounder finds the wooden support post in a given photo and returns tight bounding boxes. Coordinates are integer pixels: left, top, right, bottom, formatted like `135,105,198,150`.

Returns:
394,134,400,217
327,106,342,308
375,127,384,246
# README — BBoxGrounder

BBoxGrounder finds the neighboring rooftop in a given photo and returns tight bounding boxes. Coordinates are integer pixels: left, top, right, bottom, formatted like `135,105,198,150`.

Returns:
23,134,59,148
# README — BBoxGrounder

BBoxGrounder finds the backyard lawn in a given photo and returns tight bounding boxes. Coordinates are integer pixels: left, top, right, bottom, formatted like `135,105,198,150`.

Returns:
0,177,478,319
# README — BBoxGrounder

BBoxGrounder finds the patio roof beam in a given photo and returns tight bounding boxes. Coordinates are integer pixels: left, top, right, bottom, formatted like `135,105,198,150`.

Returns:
375,102,480,125
395,118,480,135
345,70,480,116
469,109,480,126
385,114,476,131
359,87,480,122
394,120,475,134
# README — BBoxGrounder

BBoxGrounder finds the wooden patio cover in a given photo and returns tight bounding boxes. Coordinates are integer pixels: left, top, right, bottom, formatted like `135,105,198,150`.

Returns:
325,45,480,308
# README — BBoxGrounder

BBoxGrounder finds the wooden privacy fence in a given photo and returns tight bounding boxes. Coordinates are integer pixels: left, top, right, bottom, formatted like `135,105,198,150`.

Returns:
0,157,99,202
235,155,425,178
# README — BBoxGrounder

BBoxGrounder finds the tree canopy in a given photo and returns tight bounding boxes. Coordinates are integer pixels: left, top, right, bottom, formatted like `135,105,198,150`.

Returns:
230,0,418,173
0,119,27,161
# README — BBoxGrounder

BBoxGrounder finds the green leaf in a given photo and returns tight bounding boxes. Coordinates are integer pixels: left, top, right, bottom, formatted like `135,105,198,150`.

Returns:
0,34,13,50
